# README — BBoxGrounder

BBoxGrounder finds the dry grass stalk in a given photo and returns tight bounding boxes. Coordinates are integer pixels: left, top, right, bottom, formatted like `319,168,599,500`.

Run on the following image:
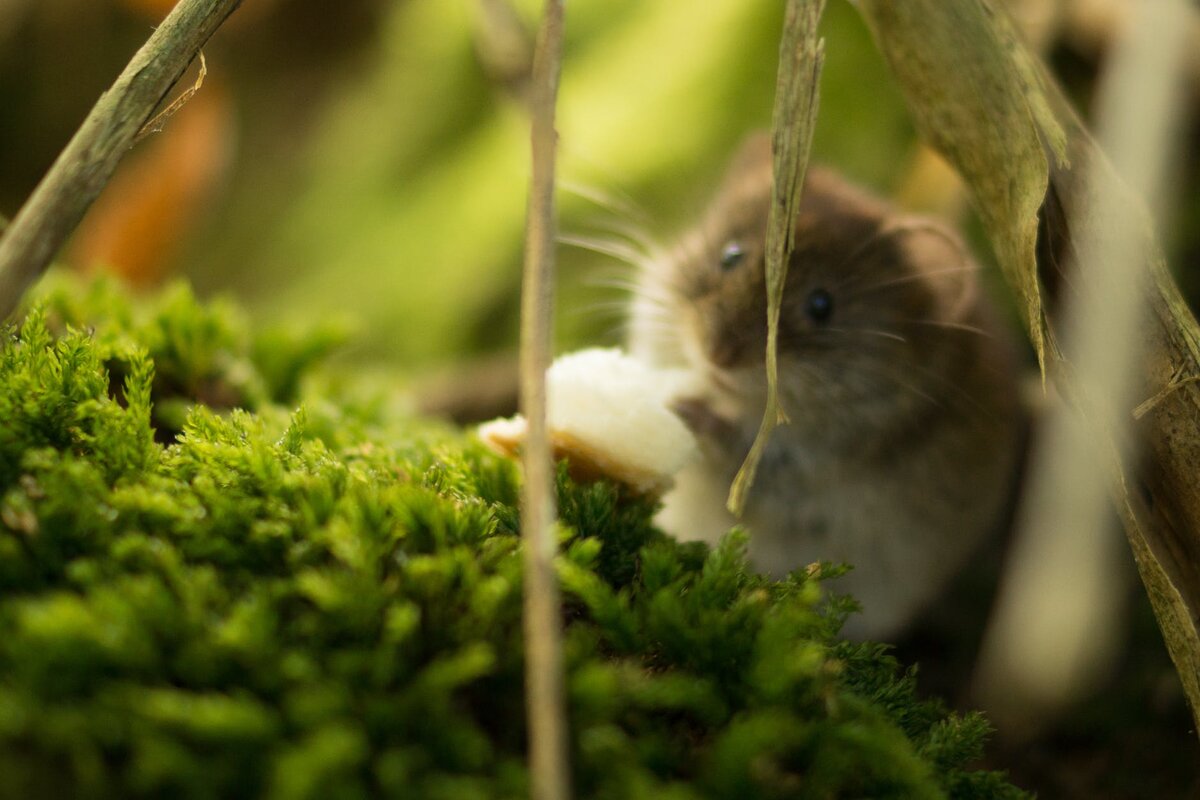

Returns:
727,0,827,516
0,0,242,319
518,1,572,798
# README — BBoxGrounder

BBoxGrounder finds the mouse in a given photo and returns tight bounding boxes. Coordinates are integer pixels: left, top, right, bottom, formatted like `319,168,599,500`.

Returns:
628,134,1026,639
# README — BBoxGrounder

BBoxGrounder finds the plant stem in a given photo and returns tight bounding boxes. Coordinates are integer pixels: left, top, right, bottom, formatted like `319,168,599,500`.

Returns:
519,2,571,799
0,0,242,320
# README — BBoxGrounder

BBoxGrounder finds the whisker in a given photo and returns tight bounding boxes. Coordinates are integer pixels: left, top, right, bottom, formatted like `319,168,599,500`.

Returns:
879,373,942,409
567,312,623,329
568,299,637,316
586,279,677,313
583,273,645,291
558,233,648,268
786,335,994,421
843,264,979,299
877,356,993,420
600,320,634,343
577,213,664,258
627,313,678,336
624,293,676,318
823,326,909,344
887,318,994,338
632,297,679,318
559,179,649,222
816,357,945,411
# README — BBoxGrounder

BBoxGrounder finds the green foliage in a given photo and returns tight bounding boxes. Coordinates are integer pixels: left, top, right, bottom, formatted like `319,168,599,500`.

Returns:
35,275,344,434
0,280,1028,799
186,1,914,364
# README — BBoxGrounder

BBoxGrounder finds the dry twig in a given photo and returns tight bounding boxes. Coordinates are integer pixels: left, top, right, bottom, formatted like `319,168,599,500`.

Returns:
519,2,571,799
0,0,241,319
132,51,209,147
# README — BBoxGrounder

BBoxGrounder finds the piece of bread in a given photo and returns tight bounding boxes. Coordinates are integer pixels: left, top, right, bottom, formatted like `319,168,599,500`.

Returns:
478,348,698,494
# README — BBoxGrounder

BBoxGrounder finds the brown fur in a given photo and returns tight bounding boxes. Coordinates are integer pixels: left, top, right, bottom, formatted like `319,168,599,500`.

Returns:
631,134,1025,638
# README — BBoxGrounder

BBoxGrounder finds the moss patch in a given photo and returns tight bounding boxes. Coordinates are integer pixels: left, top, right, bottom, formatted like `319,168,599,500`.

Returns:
0,278,1028,799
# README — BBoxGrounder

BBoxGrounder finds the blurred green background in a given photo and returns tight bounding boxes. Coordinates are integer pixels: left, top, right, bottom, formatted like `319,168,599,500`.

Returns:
1,0,921,373
3,1,1199,378
5,0,1195,375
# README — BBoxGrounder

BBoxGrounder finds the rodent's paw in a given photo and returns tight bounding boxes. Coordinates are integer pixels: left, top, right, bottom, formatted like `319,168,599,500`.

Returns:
670,396,738,445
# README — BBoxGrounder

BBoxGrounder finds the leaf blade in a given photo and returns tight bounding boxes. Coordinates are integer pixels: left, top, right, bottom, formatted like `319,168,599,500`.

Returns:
855,0,1053,374
727,0,827,517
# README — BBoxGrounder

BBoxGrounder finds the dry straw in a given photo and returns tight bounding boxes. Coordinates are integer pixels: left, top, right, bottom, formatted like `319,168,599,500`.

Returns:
519,2,572,799
727,0,827,517
0,0,241,320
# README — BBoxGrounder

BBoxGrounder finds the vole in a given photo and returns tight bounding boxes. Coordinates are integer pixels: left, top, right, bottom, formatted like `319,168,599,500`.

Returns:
629,135,1025,639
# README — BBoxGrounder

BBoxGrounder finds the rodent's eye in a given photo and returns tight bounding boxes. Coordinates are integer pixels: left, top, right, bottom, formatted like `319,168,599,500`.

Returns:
806,288,833,323
719,241,745,271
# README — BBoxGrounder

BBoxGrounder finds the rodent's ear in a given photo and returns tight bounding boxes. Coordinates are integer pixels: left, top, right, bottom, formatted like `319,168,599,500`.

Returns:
710,132,775,215
715,135,772,194
885,217,979,321
725,132,773,178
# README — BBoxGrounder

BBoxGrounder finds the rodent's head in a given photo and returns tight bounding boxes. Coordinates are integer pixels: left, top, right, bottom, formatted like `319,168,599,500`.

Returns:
635,134,986,439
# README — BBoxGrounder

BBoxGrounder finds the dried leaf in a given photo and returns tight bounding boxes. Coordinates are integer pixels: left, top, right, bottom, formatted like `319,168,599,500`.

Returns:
1030,23,1200,735
855,0,1063,375
857,0,1200,732
133,52,209,147
727,0,826,517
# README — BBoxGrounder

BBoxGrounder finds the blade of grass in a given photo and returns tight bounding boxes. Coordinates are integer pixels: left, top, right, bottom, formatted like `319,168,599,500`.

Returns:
0,0,241,319
519,2,571,798
727,0,826,516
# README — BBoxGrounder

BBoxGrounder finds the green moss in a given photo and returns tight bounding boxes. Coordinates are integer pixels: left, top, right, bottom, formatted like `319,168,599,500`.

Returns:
0,278,1028,799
